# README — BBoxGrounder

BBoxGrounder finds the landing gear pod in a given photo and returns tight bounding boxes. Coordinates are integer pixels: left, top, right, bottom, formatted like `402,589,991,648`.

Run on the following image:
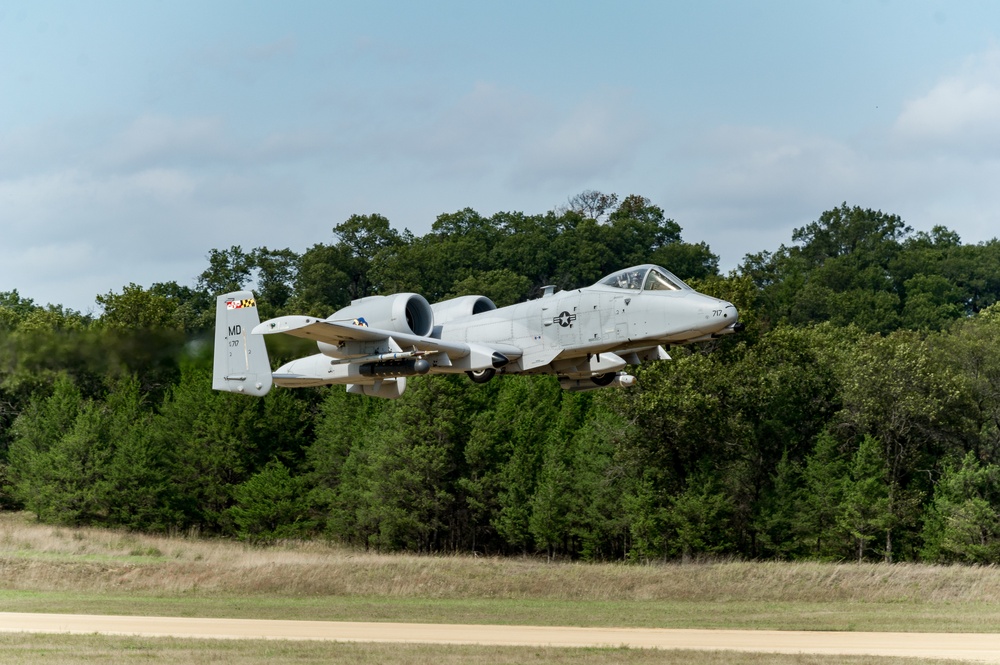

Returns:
347,378,407,399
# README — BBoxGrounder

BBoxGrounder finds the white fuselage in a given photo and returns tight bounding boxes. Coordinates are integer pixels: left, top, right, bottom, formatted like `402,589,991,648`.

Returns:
251,265,741,394
435,282,737,374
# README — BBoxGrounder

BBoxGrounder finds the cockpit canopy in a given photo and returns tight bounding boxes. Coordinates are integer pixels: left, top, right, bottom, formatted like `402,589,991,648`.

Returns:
597,265,691,292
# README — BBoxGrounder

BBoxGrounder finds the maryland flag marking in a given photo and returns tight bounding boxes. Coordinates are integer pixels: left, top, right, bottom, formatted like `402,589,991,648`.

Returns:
226,298,257,310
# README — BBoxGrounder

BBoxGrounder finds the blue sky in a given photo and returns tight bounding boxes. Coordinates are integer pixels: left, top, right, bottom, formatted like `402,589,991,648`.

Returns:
3,0,1000,312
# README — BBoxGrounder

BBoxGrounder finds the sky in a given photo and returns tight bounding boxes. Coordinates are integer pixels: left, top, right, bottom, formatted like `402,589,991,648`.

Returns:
3,0,1000,313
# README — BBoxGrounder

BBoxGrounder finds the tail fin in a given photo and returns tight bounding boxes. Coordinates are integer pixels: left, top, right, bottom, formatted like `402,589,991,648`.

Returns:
213,291,273,396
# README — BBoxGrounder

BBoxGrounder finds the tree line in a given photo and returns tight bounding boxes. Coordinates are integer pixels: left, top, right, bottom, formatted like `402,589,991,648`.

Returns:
2,195,1000,563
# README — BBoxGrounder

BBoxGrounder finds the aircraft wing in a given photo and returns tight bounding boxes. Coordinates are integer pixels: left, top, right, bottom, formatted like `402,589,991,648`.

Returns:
252,315,521,363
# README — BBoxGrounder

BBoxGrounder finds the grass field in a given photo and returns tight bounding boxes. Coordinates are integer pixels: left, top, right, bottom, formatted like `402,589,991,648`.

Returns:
0,633,972,665
0,511,996,663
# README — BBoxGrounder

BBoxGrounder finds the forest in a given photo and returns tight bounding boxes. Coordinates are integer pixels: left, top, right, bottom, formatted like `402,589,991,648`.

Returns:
2,193,1000,564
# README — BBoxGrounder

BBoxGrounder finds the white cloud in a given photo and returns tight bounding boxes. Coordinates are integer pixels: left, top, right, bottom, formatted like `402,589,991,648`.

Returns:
414,83,537,173
514,94,646,189
1,168,199,242
102,114,233,170
336,83,647,191
893,48,1000,153
353,82,539,178
246,36,297,62
0,240,103,312
650,47,1000,271
9,38,1000,311
676,125,859,210
188,35,298,82
0,142,318,310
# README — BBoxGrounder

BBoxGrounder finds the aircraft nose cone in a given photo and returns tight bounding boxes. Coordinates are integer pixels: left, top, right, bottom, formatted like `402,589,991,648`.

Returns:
724,301,739,324
721,301,745,334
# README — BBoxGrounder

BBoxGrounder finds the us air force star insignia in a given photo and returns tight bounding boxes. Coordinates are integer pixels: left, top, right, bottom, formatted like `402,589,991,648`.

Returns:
555,311,577,328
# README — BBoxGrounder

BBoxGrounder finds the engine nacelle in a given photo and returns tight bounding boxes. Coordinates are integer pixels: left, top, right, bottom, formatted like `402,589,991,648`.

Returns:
431,295,497,327
328,293,434,336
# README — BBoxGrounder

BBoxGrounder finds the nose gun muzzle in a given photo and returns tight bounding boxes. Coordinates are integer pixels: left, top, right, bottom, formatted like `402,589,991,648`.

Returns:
712,302,743,337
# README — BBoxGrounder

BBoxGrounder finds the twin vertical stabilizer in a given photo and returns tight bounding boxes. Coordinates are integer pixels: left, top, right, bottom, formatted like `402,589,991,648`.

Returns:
213,291,273,396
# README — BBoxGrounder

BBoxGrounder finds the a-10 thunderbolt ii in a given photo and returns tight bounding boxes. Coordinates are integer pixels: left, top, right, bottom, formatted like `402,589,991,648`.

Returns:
213,264,742,399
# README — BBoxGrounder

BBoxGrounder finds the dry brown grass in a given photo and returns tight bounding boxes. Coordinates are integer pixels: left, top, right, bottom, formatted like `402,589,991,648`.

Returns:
6,512,997,661
5,510,1000,606
0,634,972,665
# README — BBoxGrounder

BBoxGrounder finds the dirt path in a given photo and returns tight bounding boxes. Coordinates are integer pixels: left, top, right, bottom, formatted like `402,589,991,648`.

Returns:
2,612,999,661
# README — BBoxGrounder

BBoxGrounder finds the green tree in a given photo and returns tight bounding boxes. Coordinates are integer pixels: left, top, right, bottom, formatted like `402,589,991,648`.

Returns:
370,209,502,300
900,274,964,331
291,243,356,316
309,385,389,541
603,194,682,269
7,375,86,520
613,349,728,500
529,434,574,559
2,307,100,398
335,213,407,299
349,376,472,551
892,227,1000,318
446,269,532,308
484,377,561,553
7,374,168,528
792,203,910,268
197,246,253,295
651,240,719,281
527,392,591,558
741,203,913,333
492,211,561,288
622,472,664,561
662,468,735,562
716,324,842,554
148,280,213,333
97,283,182,332
230,460,312,542
550,213,609,288
566,401,633,560
99,375,176,529
152,362,311,533
754,450,805,559
0,290,39,329
934,304,1000,461
796,430,849,558
921,453,1000,563
250,247,300,318
95,284,187,396
838,435,891,562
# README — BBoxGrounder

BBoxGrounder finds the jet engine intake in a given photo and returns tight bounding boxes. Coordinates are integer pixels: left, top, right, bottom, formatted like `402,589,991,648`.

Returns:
330,293,434,337
430,295,497,327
